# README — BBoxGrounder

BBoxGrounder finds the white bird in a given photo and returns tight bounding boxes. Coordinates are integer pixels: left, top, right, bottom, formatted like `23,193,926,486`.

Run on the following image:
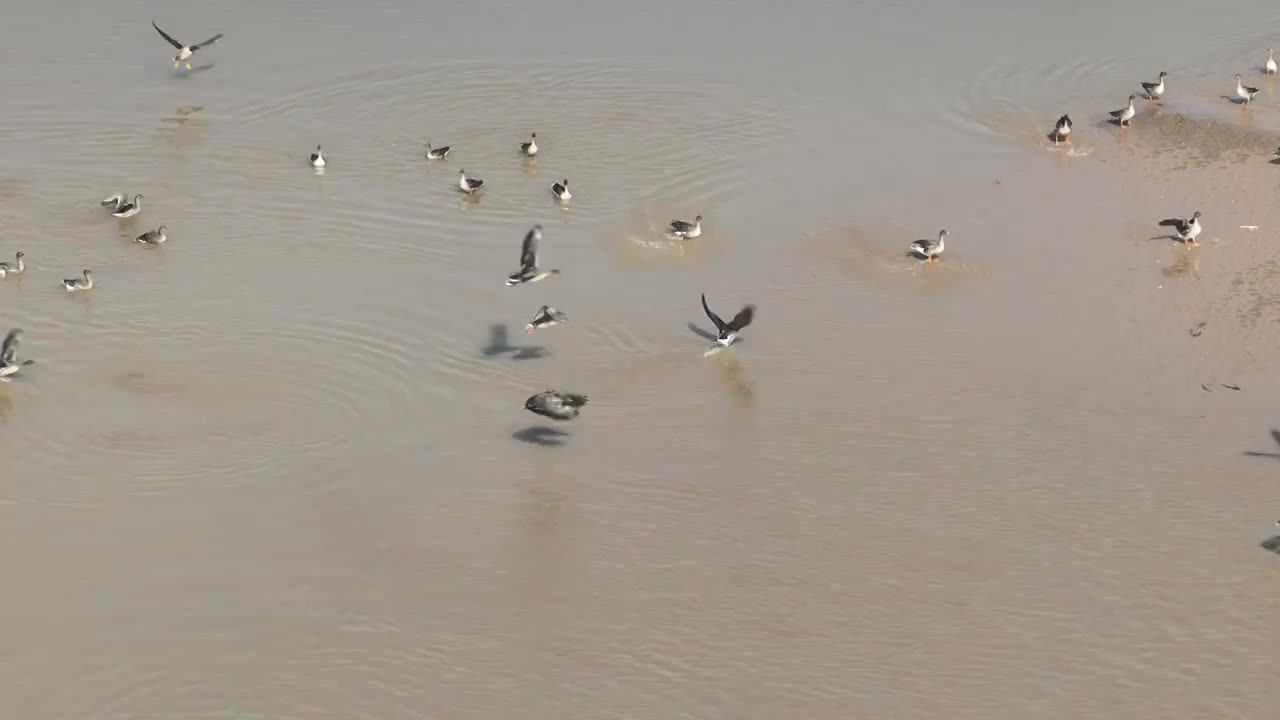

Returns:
1052,114,1072,145
1235,74,1261,105
526,305,568,333
520,132,538,157
101,192,133,213
551,178,571,201
1159,211,1202,246
909,229,947,263
0,329,35,381
109,194,143,218
152,20,222,70
1141,71,1167,101
310,145,325,167
1267,49,1277,75
135,226,168,244
669,214,703,239
425,142,450,160
458,169,484,194
506,225,560,286
63,269,93,292
0,252,24,278
1109,95,1136,127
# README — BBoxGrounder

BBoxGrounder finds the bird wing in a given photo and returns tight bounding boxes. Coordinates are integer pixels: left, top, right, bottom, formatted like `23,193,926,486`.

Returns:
701,293,727,333
0,329,18,365
1108,108,1125,118
725,305,755,333
670,220,690,232
100,193,125,207
153,21,184,49
1158,217,1187,232
1141,81,1156,91
520,226,541,270
191,33,223,51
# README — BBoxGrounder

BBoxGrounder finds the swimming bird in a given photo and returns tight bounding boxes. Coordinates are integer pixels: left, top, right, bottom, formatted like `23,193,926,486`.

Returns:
1236,74,1261,104
700,293,756,349
1141,71,1167,101
135,226,167,244
551,179,571,201
910,229,947,263
458,169,484,194
63,269,93,292
1159,211,1203,246
0,329,35,381
310,145,325,167
669,215,703,239
524,389,587,421
506,225,560,286
1267,49,1277,75
101,193,132,213
152,20,223,70
520,132,538,157
1052,114,1072,145
110,194,143,218
425,142,450,160
526,305,568,334
1110,95,1136,127
0,252,24,278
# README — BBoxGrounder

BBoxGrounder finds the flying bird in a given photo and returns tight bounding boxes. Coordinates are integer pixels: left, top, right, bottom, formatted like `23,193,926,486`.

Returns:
526,305,568,333
506,225,560,286
1159,211,1202,246
0,329,35,381
669,214,703,239
152,20,223,70
909,229,947,263
524,390,588,421
700,293,755,352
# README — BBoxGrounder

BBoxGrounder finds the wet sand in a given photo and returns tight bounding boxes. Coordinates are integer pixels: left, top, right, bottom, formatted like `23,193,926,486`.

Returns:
1,2,1278,718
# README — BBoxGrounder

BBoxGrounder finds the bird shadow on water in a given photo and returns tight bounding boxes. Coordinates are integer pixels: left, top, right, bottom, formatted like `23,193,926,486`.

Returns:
513,426,570,447
172,64,216,77
1242,429,1280,459
481,323,547,360
686,322,717,343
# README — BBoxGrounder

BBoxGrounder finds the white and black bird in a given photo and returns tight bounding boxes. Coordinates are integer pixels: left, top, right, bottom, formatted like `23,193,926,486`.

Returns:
458,169,484,194
310,145,325,167
1052,114,1072,145
135,226,167,244
669,214,703,239
520,132,538,157
1110,95,1137,127
1141,70,1167,101
152,20,223,70
506,225,560,286
551,178,571,201
524,389,587,421
1235,74,1261,104
107,193,143,218
526,305,568,333
1159,211,1203,246
700,293,756,350
63,269,93,292
909,229,947,263
0,329,35,381
425,142,450,160
1267,48,1277,75
0,252,24,278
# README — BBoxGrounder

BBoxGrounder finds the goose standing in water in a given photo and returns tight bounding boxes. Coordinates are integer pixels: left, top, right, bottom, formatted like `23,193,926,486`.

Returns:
551,179,571,201
135,226,168,244
526,305,568,333
0,329,35,381
1110,95,1136,127
669,214,703,239
1141,71,1167,101
1235,74,1261,104
1159,211,1203,246
425,142,450,160
1052,114,1072,145
909,229,947,263
110,194,143,218
506,225,560,286
0,252,24,278
700,293,756,351
458,169,484,194
152,20,223,70
310,145,325,167
520,132,538,157
63,269,93,292
524,390,587,421
1267,49,1277,75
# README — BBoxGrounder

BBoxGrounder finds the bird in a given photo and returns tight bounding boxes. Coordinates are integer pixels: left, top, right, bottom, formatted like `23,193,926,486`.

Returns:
1110,95,1136,127
152,20,223,70
1159,211,1203,246
1141,71,1167,101
526,305,568,334
700,293,756,349
0,329,35,381
524,390,588,421
506,225,560,286
425,142,450,160
108,194,143,218
520,132,538,157
0,252,24,278
310,145,325,167
551,179,571,201
100,192,133,213
669,214,703,239
63,269,93,292
1267,48,1277,75
1274,147,1280,158
1052,114,1072,145
458,169,484,194
135,226,167,244
909,229,947,263
1235,74,1261,104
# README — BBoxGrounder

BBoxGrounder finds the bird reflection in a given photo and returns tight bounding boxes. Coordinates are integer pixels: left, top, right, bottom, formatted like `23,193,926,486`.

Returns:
715,352,756,409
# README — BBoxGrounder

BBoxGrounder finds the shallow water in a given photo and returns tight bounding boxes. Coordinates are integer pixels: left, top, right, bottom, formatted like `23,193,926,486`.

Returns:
1,1,1278,718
